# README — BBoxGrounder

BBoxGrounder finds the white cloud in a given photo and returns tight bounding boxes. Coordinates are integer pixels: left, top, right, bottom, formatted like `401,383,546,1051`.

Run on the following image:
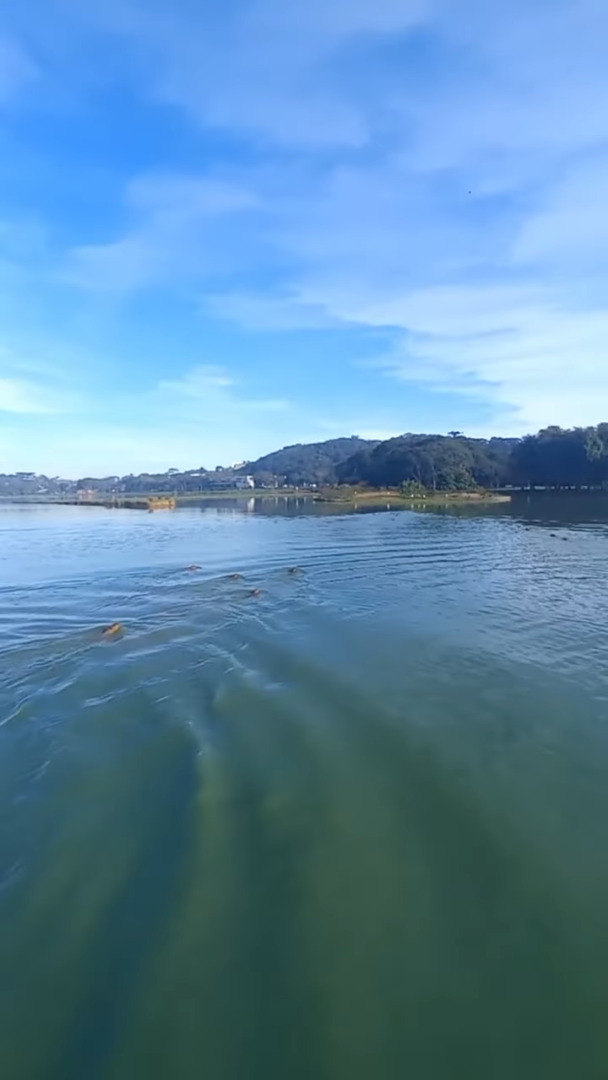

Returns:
65,173,261,292
350,284,608,433
203,291,338,331
513,156,608,269
66,236,155,293
0,334,89,416
87,0,428,148
397,0,608,180
159,365,235,394
0,377,68,415
0,358,293,473
156,364,288,414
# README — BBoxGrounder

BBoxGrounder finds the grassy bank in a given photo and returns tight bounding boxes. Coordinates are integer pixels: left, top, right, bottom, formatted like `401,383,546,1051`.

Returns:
1,487,511,510
314,487,512,507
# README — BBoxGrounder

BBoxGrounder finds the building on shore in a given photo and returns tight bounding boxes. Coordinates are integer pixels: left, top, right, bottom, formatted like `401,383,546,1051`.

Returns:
200,473,255,491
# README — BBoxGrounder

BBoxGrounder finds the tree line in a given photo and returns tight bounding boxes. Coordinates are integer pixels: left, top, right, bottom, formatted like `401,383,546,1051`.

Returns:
3,425,608,496
335,426,608,491
243,436,376,487
509,425,608,489
336,435,516,490
336,427,608,491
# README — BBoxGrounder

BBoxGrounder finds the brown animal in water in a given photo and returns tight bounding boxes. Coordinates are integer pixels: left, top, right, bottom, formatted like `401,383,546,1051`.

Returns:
248,588,262,598
288,566,302,575
228,573,242,580
102,623,123,638
186,564,201,572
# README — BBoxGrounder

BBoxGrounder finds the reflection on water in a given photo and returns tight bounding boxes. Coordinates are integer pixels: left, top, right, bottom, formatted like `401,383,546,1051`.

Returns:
182,490,608,525
1,498,608,1080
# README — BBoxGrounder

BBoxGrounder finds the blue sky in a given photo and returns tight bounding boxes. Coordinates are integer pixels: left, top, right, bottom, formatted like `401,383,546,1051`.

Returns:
1,0,607,475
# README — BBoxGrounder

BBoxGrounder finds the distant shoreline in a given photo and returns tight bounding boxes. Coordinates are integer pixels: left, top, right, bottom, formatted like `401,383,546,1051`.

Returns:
0,489,303,508
0,487,512,510
6,488,608,512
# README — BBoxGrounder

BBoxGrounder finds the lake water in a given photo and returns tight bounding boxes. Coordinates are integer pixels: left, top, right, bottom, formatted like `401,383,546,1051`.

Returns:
1,497,607,1080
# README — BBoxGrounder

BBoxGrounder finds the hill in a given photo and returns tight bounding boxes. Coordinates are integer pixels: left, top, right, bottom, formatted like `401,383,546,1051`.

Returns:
242,437,380,486
337,434,518,490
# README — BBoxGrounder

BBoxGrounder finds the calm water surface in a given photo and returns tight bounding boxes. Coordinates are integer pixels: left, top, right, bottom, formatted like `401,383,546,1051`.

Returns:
1,499,607,1079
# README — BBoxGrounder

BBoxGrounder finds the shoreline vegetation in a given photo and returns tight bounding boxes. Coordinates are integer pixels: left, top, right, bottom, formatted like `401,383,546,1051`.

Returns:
0,487,512,510
314,487,512,507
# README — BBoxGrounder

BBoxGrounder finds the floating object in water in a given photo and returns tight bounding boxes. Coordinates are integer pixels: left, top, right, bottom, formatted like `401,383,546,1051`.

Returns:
102,622,123,639
550,532,558,538
186,564,201,571
147,497,176,512
228,573,242,580
248,588,262,597
288,566,302,575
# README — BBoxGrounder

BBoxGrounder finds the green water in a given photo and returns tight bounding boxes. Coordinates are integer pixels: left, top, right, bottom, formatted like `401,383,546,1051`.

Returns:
1,498,607,1079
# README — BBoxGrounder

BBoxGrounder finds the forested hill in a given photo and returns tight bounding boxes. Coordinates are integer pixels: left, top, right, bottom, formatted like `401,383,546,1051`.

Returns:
242,437,379,486
244,426,608,491
334,426,608,491
337,435,518,490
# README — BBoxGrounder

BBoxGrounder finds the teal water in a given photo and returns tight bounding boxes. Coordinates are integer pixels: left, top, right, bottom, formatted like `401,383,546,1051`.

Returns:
1,500,607,1079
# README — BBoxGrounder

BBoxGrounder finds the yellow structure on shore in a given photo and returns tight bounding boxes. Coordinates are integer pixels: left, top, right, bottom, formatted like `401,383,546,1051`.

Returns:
147,496,176,511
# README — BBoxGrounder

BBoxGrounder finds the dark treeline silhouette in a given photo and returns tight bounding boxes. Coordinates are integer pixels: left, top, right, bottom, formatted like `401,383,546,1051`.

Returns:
245,426,608,490
509,425,608,489
336,427,608,491
243,436,378,487
337,435,517,490
2,426,608,496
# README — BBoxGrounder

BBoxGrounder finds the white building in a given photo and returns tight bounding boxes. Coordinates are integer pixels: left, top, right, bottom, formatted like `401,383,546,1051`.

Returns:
233,475,255,490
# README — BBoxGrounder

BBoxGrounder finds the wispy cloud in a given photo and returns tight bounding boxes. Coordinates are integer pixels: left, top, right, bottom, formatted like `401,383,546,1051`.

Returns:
65,173,261,292
0,376,71,415
87,0,428,148
0,335,88,416
0,359,291,474
156,364,288,414
159,365,235,394
358,285,608,433
513,155,608,270
0,378,56,414
203,292,338,331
